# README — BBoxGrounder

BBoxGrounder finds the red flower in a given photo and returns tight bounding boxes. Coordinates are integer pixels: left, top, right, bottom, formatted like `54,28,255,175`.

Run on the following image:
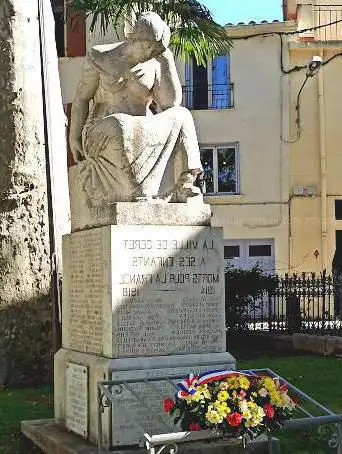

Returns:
263,404,275,419
189,423,201,431
292,394,300,405
163,398,175,413
227,412,243,427
279,383,288,393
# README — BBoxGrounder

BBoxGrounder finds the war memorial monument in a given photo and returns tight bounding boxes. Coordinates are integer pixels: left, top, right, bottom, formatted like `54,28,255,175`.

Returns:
26,11,236,452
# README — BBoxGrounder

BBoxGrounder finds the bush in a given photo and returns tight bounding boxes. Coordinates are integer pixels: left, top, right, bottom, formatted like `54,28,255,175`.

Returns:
225,266,277,333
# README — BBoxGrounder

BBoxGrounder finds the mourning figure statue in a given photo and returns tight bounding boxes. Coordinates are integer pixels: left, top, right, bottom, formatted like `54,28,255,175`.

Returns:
69,12,203,206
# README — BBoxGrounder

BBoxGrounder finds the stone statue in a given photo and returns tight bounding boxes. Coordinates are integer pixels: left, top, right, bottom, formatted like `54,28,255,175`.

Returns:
69,11,203,205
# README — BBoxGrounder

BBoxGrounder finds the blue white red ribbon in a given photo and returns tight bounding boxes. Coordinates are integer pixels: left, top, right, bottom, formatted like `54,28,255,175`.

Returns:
176,373,199,399
176,370,252,399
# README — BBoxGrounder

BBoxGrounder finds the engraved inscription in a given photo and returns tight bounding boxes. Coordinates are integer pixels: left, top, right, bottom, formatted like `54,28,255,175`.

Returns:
66,363,88,438
111,364,230,446
112,227,225,357
68,230,104,354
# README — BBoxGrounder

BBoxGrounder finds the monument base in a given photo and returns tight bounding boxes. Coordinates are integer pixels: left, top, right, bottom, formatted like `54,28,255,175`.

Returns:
54,348,236,448
68,165,211,232
22,419,279,454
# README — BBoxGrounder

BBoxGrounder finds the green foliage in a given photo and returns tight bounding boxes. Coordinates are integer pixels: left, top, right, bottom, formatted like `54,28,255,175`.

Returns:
67,0,232,66
0,387,52,453
225,266,278,333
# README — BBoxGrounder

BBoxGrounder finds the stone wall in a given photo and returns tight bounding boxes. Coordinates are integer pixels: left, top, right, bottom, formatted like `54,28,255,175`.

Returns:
0,0,52,385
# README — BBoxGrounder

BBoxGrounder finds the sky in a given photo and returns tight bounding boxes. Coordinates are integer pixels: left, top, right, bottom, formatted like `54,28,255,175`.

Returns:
201,0,283,26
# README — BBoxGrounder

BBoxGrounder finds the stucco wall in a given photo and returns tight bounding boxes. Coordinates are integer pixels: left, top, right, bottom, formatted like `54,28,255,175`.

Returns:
289,43,342,273
190,35,290,272
57,28,290,273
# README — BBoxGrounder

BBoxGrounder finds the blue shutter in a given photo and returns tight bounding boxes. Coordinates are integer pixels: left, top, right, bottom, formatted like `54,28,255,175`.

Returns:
211,55,230,109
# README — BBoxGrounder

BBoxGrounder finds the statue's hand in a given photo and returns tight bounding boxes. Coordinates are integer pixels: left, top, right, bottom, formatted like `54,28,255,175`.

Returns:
70,138,84,163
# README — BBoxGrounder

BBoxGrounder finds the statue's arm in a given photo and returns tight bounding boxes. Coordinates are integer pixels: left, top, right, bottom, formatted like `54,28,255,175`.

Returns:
153,49,182,110
69,53,99,162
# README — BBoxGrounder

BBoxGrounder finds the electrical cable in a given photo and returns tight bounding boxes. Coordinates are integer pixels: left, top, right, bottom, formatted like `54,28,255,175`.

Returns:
229,17,342,142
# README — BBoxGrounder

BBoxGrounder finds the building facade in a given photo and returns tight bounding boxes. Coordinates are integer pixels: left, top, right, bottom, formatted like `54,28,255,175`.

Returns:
283,0,342,273
54,1,297,275
55,1,342,276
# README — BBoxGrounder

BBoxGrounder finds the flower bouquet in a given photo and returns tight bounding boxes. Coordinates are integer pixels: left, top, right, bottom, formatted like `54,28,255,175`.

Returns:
163,370,297,446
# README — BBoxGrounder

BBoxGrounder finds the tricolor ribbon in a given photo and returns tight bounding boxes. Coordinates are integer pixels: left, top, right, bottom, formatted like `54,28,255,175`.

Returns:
176,373,199,399
176,370,253,399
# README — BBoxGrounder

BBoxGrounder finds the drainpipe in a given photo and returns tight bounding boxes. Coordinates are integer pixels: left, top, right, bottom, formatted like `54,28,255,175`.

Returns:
318,48,328,271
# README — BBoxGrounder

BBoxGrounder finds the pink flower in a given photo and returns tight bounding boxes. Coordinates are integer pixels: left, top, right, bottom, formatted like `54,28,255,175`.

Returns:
163,398,175,413
239,390,246,399
189,423,201,431
263,404,275,419
227,412,243,427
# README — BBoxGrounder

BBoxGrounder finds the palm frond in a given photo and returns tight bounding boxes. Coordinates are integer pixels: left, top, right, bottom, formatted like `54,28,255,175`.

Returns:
67,0,232,64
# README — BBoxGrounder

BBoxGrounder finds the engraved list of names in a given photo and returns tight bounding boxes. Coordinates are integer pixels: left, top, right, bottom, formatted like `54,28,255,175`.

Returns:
65,229,107,354
111,226,226,357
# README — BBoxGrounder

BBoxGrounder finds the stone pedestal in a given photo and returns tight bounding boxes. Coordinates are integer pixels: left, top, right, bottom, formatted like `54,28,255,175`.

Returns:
54,203,236,448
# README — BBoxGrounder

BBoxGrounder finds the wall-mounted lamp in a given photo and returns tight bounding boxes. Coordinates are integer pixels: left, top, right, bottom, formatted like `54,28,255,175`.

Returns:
306,55,323,78
290,56,324,142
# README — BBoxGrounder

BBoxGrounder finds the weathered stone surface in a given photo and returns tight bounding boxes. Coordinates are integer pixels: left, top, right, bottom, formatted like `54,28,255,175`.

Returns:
325,336,342,356
22,419,100,454
69,12,202,206
62,225,226,357
54,349,236,447
65,363,88,438
69,165,211,231
22,419,278,454
0,0,52,384
110,355,236,446
292,333,326,354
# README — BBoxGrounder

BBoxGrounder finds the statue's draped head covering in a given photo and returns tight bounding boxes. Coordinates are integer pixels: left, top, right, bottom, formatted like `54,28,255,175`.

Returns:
130,12,171,49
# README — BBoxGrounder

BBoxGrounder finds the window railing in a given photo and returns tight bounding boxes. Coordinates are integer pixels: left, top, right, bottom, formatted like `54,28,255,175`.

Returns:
182,83,234,110
313,4,342,41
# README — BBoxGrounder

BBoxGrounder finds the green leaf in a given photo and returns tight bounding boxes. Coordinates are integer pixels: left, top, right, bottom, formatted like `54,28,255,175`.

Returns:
67,0,232,65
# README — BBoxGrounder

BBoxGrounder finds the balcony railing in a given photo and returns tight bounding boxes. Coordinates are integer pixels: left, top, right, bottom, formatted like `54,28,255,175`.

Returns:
314,4,342,41
182,83,234,110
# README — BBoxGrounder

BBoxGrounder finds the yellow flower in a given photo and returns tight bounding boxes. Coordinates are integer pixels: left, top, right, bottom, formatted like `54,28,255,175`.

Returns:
239,400,248,413
217,391,229,402
261,377,277,392
226,375,250,390
206,406,223,424
244,403,265,427
219,382,229,391
187,385,211,403
213,400,231,417
270,390,283,407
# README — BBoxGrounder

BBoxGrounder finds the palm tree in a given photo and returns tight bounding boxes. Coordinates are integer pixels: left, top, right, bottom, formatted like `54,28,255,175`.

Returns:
68,0,232,66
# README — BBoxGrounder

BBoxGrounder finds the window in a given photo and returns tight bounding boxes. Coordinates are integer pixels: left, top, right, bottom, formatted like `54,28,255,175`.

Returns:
200,145,239,194
249,245,272,257
224,239,275,274
183,55,233,110
335,200,342,220
224,246,240,259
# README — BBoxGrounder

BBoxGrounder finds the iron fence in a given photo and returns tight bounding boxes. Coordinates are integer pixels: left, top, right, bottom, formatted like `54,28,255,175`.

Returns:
227,272,342,335
182,83,234,110
313,4,342,41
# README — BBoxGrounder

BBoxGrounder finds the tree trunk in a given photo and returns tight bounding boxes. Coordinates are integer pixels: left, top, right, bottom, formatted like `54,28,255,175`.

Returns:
0,0,52,385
